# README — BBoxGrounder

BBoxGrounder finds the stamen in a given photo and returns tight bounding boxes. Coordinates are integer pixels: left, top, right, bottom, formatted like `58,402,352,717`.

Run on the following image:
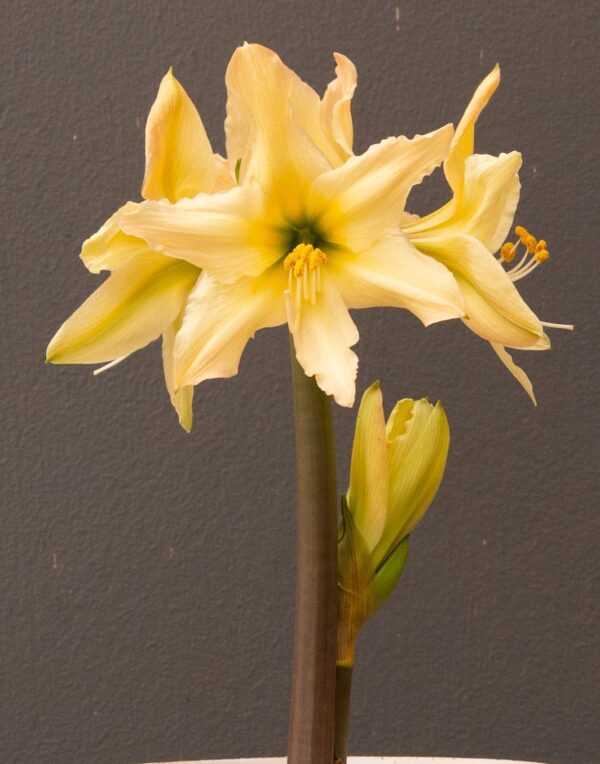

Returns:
500,225,551,282
283,243,327,329
284,289,295,331
500,242,517,262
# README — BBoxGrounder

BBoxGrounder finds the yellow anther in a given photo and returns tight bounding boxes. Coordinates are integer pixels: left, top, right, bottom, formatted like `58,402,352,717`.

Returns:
514,225,529,240
284,243,328,329
505,225,551,280
309,248,327,270
284,243,327,276
525,235,538,253
500,242,517,262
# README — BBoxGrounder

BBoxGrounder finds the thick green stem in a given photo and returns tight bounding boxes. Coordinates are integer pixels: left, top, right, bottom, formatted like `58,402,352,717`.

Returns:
334,664,354,763
287,338,338,764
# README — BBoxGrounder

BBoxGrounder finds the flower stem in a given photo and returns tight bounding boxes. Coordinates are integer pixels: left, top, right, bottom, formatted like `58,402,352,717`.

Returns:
334,664,354,763
287,337,338,764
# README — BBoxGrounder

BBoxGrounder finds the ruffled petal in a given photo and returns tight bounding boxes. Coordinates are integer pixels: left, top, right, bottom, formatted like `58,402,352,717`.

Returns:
80,202,149,273
162,314,194,431
406,152,522,253
213,153,236,192
142,69,215,203
404,66,503,233
121,185,285,283
224,43,331,220
307,125,453,252
320,52,357,160
445,65,501,196
46,254,199,364
334,233,464,326
291,275,359,407
415,233,543,347
173,268,287,388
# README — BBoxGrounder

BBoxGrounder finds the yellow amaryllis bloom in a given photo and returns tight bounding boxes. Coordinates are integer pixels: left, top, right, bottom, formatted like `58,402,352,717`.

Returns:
403,66,572,403
46,70,234,430
121,43,465,407
338,381,450,665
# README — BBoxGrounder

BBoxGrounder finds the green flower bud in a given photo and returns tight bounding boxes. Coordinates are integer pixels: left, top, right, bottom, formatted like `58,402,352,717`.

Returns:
338,381,450,665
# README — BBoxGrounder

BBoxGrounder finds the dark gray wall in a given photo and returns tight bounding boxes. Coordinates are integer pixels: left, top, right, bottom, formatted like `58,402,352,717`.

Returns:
2,1,598,763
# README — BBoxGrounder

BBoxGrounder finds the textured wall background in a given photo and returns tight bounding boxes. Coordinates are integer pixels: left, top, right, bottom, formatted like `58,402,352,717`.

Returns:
2,1,598,763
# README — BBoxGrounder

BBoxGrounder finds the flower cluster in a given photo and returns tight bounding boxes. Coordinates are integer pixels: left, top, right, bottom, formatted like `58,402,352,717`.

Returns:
47,44,570,429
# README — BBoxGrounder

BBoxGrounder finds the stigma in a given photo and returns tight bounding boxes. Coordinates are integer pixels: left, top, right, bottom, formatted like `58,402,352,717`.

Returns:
499,225,550,282
284,243,327,333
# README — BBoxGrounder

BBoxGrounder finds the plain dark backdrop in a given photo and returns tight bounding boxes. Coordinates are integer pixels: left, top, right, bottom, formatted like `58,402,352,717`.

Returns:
2,1,598,763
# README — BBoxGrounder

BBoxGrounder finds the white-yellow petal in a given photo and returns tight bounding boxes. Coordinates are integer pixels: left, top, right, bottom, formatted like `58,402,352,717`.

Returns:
291,275,359,407
334,233,464,326
142,68,215,203
320,52,357,160
444,65,501,196
46,254,199,364
80,202,148,274
173,269,287,389
415,233,543,347
162,315,194,431
307,125,453,252
121,185,285,283
212,153,236,192
224,42,331,220
490,342,537,405
407,152,522,253
347,381,389,552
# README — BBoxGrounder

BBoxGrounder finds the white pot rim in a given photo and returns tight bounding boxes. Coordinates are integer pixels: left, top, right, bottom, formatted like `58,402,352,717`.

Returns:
143,757,548,764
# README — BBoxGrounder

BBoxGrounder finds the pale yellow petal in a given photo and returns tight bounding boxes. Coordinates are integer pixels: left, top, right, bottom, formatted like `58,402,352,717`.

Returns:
490,342,537,405
406,151,521,253
347,381,389,552
213,153,236,192
174,269,287,388
288,57,350,168
224,43,331,220
307,125,453,251
456,152,521,252
291,276,359,407
162,315,194,431
415,233,543,347
142,68,215,203
46,254,199,364
334,233,464,326
80,202,149,273
320,52,357,159
444,65,500,196
121,185,285,283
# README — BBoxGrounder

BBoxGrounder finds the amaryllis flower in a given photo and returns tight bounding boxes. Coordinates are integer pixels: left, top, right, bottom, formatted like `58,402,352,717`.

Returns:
121,43,465,407
402,66,572,403
46,70,236,430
